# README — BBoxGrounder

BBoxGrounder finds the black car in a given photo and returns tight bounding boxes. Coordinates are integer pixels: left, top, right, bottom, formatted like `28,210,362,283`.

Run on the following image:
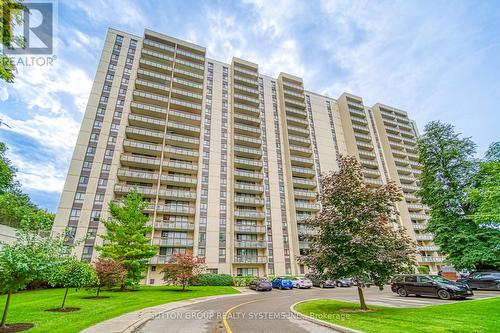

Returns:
249,278,272,291
335,278,354,287
391,274,473,300
457,271,500,290
305,274,336,288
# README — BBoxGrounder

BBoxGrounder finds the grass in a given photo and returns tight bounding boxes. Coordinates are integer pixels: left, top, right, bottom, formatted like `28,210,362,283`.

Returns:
0,286,238,333
294,297,500,333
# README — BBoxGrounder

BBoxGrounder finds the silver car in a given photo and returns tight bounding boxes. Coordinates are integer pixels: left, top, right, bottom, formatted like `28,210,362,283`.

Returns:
291,277,313,289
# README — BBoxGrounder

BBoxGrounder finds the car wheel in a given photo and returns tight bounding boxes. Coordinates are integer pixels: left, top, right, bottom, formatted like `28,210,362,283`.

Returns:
397,288,408,297
320,283,324,288
336,282,341,287
437,289,451,300
496,283,500,291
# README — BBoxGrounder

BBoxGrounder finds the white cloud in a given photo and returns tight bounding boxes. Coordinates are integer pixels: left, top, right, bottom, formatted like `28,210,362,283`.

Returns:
0,86,8,101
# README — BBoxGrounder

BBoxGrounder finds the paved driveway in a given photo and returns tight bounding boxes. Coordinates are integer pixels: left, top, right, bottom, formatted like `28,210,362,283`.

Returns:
137,286,498,333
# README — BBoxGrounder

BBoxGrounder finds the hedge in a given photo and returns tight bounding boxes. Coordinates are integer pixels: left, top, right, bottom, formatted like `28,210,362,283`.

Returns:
196,273,233,286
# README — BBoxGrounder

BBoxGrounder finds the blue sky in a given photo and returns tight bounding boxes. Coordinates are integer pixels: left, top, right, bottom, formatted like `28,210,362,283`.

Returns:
0,0,499,212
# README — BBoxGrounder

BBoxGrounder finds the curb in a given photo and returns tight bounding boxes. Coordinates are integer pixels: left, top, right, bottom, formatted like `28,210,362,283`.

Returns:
290,299,364,333
81,289,250,333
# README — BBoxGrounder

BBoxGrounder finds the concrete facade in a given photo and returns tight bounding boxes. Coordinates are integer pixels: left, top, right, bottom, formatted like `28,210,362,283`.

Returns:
53,28,443,284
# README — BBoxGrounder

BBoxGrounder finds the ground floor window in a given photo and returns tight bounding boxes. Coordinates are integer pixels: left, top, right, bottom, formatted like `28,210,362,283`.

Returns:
237,268,258,276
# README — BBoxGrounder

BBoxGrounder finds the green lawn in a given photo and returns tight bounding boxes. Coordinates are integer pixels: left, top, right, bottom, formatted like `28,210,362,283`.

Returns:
0,286,238,333
294,297,500,333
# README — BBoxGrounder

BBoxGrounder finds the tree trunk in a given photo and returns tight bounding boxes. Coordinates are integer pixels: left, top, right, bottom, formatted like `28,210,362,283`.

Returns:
96,286,101,297
182,281,186,291
357,286,368,310
120,283,126,291
0,290,12,327
61,287,69,309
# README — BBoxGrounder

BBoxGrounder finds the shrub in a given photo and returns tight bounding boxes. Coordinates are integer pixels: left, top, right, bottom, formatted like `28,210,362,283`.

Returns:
196,273,233,286
417,266,430,274
232,275,257,287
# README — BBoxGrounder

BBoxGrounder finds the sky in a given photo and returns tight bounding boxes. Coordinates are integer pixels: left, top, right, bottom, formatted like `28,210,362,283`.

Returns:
0,0,499,212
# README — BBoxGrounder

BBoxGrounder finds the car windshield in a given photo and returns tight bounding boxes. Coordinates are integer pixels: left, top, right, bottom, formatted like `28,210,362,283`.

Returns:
428,275,455,284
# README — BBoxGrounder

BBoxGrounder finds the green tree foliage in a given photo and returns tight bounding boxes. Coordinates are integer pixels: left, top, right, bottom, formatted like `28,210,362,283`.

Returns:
96,191,157,288
48,259,98,310
301,155,416,310
1,0,27,82
0,218,71,327
0,142,16,193
418,122,500,270
467,142,500,227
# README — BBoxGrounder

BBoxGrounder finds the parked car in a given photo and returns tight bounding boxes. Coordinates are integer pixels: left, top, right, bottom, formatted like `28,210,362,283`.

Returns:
457,271,500,290
335,278,354,287
249,278,273,291
271,277,293,289
291,277,313,289
305,274,336,288
391,274,473,300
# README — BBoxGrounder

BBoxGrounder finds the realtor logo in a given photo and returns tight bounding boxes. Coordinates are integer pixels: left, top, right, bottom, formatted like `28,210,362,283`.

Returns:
2,1,54,55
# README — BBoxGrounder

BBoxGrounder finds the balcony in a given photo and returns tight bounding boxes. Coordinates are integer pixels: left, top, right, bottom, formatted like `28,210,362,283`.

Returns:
157,189,197,201
294,190,317,199
404,193,418,201
130,101,168,118
233,66,258,79
234,103,260,116
168,121,201,136
234,135,261,148
148,204,196,216
234,84,259,96
235,196,265,206
298,225,318,235
234,145,262,159
117,168,157,183
152,221,195,231
291,166,316,177
152,237,194,247
174,67,204,83
282,80,303,92
120,154,161,168
349,108,365,117
164,160,198,174
418,256,445,263
412,223,428,230
122,139,161,156
234,169,263,181
137,68,170,84
234,225,266,234
128,113,165,131
234,93,259,106
284,89,305,100
234,123,261,137
417,245,439,252
289,145,312,157
407,203,426,210
357,141,374,150
169,97,202,112
139,58,172,74
352,124,370,134
114,184,156,197
233,256,267,264
235,240,267,249
287,115,308,127
284,98,306,109
358,150,377,159
234,210,265,220
164,174,197,187
409,213,428,220
164,146,199,161
285,107,307,118
401,183,419,192
288,135,310,146
233,74,259,88
290,156,314,167
168,109,201,125
296,214,312,222
234,113,260,126
360,159,379,168
165,133,200,149
363,168,381,178
355,133,372,142
288,125,309,137
234,183,264,194
149,255,171,264
295,201,320,211
133,90,169,107
365,178,383,186
234,157,262,170
135,78,169,95
293,177,317,189
415,233,434,241
351,116,368,125
126,126,164,143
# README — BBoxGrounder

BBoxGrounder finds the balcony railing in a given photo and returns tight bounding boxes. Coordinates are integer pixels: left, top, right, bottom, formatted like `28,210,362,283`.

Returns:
235,196,265,206
233,256,267,264
152,221,195,231
234,210,265,220
415,233,434,240
234,225,266,234
152,237,194,247
234,240,267,248
234,183,264,193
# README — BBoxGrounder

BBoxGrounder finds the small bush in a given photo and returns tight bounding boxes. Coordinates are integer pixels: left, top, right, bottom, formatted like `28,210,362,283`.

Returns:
417,266,430,274
232,275,257,287
196,274,233,286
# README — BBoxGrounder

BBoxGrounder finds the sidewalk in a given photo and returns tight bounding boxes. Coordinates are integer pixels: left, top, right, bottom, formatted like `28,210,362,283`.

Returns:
81,287,252,333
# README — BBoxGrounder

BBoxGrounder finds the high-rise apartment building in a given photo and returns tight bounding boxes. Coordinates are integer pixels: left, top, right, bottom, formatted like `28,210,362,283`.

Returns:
53,28,443,284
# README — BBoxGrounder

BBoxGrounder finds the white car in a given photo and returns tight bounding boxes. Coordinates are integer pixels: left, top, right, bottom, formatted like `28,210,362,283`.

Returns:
292,277,313,289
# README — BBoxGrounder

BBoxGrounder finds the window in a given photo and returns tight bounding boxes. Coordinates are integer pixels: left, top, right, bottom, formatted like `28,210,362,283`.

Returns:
218,248,226,257
87,227,97,238
90,133,99,142
108,136,117,144
86,147,96,156
82,161,92,171
151,266,156,272
207,268,218,274
105,73,114,81
74,192,85,203
90,210,101,221
100,96,108,104
82,246,93,255
98,179,107,187
70,209,80,218
198,248,205,257
111,123,119,132
105,149,113,157
79,176,89,185
405,275,417,283
237,268,258,276
97,106,106,115
101,163,111,172
93,120,102,129
95,193,104,203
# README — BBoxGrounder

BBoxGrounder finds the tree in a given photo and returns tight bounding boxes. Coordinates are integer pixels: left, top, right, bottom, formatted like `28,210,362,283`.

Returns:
467,142,500,228
48,259,98,310
301,155,416,310
93,258,127,297
162,253,205,291
0,142,17,193
1,0,27,82
418,122,500,270
96,191,157,288
0,217,70,328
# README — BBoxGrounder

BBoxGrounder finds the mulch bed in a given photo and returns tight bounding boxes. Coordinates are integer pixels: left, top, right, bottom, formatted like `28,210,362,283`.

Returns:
0,323,34,333
44,307,80,312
